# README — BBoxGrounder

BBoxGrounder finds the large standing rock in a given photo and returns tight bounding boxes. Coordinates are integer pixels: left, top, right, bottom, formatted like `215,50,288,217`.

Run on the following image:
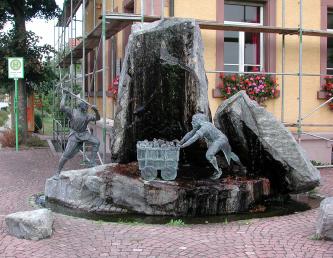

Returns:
214,91,320,194
111,18,210,163
5,209,53,240
316,197,333,240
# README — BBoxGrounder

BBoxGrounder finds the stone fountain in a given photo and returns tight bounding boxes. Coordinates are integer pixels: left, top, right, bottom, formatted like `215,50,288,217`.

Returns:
45,18,320,217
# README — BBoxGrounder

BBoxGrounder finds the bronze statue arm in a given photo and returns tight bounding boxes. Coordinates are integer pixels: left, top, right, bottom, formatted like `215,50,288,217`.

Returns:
59,93,72,118
179,129,196,145
181,133,200,148
91,105,101,121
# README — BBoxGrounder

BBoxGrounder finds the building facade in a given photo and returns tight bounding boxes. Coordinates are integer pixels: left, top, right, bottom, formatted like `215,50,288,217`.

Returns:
58,0,333,163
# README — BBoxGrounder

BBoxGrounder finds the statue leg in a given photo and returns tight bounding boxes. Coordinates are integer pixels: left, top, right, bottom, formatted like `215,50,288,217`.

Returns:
55,140,80,176
206,141,223,180
86,134,100,167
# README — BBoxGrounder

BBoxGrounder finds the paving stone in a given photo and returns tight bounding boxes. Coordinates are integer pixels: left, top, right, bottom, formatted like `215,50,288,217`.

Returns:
0,149,333,257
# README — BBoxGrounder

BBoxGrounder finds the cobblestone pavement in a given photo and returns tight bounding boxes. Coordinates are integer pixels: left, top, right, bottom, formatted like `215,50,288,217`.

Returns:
1,148,333,258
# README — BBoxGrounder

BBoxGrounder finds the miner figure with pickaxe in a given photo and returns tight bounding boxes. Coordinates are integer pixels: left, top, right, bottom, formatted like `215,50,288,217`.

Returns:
54,88,101,177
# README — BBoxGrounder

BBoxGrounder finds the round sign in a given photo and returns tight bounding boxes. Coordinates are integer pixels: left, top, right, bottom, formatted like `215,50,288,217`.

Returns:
10,59,22,71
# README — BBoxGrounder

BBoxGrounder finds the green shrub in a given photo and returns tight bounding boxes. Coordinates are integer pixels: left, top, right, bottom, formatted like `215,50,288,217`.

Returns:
0,110,9,127
34,112,43,133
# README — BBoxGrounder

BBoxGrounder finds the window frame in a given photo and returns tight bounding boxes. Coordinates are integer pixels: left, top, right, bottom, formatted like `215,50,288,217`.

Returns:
224,4,264,73
327,10,333,75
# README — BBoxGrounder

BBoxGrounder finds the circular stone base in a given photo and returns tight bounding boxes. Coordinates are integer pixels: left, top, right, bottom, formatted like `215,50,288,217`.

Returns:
45,164,270,216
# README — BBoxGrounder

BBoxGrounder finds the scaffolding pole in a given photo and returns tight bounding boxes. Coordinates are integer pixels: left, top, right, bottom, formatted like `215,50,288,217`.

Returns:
281,0,286,123
102,0,107,163
297,0,303,143
82,0,86,163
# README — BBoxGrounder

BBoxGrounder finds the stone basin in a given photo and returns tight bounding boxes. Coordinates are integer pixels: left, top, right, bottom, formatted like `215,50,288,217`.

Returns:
45,164,270,216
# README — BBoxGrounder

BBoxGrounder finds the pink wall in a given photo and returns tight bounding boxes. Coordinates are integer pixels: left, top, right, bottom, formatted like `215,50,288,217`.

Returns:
296,133,333,164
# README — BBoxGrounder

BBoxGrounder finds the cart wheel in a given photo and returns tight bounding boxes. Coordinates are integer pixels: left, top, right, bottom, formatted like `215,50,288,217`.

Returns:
161,167,177,181
141,166,157,181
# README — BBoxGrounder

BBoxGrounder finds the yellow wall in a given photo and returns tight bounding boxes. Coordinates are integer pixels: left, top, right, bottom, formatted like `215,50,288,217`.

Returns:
85,0,332,131
273,0,332,132
173,0,217,116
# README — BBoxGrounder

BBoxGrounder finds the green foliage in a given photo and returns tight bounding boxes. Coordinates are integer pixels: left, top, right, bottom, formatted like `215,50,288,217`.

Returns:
0,1,60,29
167,219,185,226
34,111,43,132
0,110,9,127
309,234,322,241
0,30,57,95
42,116,53,136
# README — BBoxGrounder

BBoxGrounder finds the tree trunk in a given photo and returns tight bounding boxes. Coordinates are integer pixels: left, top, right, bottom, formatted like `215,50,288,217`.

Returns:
11,2,28,140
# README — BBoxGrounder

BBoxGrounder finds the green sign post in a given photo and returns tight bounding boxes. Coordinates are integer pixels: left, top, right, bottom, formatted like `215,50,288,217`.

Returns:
8,57,24,152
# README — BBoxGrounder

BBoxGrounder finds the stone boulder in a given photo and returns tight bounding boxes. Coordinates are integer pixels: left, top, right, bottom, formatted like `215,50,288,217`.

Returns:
5,209,53,240
111,18,210,163
316,197,333,240
45,165,107,210
214,91,320,194
44,164,270,216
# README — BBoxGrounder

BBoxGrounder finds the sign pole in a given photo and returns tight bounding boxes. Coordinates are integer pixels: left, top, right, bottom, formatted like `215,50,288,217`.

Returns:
14,78,19,152
8,57,24,152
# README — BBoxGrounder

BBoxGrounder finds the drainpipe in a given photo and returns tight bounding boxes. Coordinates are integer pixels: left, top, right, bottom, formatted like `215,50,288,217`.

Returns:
169,0,174,17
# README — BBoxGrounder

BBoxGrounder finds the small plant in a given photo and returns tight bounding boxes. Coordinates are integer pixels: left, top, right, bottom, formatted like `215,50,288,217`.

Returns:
0,129,18,147
238,219,252,225
310,160,329,166
224,217,228,225
217,73,279,104
167,219,185,226
309,234,322,241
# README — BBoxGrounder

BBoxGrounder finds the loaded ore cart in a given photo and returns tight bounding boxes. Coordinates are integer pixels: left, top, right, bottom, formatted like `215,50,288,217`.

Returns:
136,139,180,181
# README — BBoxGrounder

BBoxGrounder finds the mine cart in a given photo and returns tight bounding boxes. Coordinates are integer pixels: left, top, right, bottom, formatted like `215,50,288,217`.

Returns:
136,139,180,181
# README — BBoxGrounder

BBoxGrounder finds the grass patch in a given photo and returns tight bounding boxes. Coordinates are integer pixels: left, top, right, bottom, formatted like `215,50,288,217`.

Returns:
25,136,48,148
167,219,185,226
42,116,53,135
0,110,9,127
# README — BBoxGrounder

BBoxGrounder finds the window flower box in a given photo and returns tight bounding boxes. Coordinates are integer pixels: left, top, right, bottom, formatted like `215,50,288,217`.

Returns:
322,76,333,110
214,73,279,104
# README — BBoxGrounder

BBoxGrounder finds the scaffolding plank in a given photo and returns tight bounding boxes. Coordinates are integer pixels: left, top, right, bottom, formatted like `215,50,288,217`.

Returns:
198,21,299,35
57,0,83,27
58,13,333,67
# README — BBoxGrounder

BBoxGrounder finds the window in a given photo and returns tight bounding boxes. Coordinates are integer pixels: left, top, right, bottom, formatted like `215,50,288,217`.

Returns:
224,3,264,73
327,11,333,75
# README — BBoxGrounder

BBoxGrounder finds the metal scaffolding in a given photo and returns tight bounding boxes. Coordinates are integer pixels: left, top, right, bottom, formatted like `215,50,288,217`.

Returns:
53,0,333,165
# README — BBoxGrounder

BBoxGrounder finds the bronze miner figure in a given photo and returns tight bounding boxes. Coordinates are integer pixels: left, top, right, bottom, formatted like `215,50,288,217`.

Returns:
54,89,101,177
180,113,240,180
